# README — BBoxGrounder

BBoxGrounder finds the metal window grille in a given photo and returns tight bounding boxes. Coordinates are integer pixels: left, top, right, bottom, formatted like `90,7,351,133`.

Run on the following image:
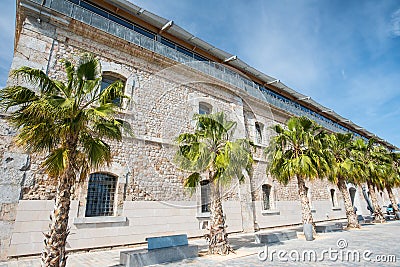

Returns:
200,180,211,213
85,173,117,217
262,184,271,210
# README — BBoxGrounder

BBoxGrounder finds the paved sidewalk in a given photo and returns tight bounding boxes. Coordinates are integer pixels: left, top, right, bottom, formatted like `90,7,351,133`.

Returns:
1,221,399,267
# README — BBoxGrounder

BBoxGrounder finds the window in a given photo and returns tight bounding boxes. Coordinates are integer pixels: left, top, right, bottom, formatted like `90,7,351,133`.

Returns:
101,73,125,106
330,189,337,207
85,173,117,217
255,122,263,143
199,102,212,115
133,25,156,39
200,180,211,213
161,37,176,49
349,187,356,206
262,184,272,210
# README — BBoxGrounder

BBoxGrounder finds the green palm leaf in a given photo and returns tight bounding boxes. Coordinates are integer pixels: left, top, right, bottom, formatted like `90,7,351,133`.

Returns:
0,53,132,266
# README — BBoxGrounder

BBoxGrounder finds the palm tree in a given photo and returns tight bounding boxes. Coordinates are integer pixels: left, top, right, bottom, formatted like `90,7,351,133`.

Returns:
175,112,253,255
352,138,386,223
386,152,400,218
0,53,131,267
266,116,328,234
324,133,360,228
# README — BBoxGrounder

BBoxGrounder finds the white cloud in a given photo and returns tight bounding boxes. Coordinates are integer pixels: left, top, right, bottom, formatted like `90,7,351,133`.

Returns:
390,8,400,36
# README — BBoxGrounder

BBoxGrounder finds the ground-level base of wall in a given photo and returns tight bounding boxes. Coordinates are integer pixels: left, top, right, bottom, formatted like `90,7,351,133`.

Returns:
120,245,198,267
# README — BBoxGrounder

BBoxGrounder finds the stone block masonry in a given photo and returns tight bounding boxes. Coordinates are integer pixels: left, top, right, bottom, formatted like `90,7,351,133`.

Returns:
1,0,390,258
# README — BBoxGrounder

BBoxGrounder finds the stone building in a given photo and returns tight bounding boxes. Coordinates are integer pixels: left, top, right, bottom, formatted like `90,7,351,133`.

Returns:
0,0,398,259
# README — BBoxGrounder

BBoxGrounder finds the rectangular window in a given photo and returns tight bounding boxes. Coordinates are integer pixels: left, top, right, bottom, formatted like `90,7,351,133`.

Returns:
177,45,194,58
79,1,109,19
262,184,272,210
194,54,208,62
109,14,133,29
134,26,156,39
330,189,337,207
200,180,211,213
161,37,176,49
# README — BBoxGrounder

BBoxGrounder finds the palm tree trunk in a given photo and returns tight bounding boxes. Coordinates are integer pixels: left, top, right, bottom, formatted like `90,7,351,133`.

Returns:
386,185,399,219
337,178,360,228
367,181,385,223
297,176,315,233
41,167,74,267
206,175,234,255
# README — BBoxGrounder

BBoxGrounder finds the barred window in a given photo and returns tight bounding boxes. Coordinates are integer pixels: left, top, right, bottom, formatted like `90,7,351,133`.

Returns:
200,180,211,213
262,184,272,210
85,173,117,217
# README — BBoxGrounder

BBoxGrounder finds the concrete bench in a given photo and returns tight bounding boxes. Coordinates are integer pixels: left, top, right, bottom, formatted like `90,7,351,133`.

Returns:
384,214,396,221
360,215,374,224
315,223,343,233
255,230,298,244
120,234,198,267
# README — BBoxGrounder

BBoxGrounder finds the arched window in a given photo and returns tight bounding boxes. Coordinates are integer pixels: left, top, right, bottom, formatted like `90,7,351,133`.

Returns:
262,184,272,210
200,180,211,213
255,122,264,144
85,173,117,217
101,73,126,106
199,102,212,115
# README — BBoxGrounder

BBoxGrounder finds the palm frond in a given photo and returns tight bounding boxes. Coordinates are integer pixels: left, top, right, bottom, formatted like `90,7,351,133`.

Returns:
61,58,75,97
1,53,131,180
266,116,325,185
0,86,38,110
11,67,59,94
80,133,111,169
92,120,123,141
183,172,201,195
42,147,69,177
99,80,126,105
76,53,100,81
176,112,253,189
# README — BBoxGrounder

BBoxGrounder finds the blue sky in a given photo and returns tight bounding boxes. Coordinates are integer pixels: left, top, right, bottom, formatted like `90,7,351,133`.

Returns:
1,0,399,148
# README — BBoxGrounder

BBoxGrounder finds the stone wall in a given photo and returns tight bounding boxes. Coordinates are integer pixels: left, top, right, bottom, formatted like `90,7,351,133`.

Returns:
2,2,399,258
0,118,31,259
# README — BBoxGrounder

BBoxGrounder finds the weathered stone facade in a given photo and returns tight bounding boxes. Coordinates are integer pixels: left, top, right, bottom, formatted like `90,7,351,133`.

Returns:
0,0,398,259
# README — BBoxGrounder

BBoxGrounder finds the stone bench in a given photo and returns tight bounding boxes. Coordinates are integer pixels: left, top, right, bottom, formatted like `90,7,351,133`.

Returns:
315,223,343,233
359,215,374,224
255,230,298,244
120,234,198,267
384,214,396,221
